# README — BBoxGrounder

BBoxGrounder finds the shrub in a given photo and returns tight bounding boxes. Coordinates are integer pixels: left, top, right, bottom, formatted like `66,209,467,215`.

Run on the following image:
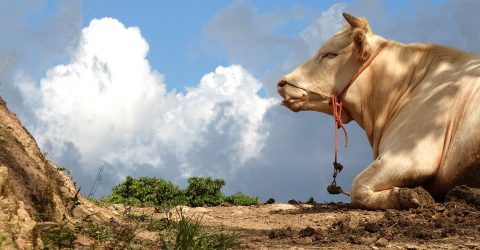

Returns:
225,192,259,206
104,176,258,207
186,177,225,207
104,176,187,206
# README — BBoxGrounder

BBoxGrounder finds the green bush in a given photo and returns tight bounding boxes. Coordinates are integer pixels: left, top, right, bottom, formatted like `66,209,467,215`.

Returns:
104,176,258,207
225,192,259,206
186,177,225,207
104,176,187,206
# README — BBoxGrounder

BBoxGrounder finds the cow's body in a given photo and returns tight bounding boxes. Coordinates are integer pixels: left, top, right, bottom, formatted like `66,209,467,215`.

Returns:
278,13,480,209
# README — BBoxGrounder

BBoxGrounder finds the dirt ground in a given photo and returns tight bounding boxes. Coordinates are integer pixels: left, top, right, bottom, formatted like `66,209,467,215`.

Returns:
179,196,480,249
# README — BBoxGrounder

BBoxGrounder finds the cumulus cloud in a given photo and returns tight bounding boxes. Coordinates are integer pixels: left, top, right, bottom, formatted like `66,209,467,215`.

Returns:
19,17,275,196
300,3,347,54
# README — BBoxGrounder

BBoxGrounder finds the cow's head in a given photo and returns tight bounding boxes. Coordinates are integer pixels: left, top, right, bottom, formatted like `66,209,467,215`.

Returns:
277,13,380,122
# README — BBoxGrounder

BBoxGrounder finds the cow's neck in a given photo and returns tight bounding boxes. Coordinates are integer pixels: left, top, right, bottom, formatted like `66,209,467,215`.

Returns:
343,41,445,157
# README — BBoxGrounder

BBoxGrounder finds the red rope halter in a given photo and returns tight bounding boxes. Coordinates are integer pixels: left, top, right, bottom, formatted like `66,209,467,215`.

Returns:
327,42,388,195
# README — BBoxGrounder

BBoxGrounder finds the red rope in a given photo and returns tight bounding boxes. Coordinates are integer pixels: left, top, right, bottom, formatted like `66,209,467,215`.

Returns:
331,95,348,166
338,42,388,99
330,42,387,170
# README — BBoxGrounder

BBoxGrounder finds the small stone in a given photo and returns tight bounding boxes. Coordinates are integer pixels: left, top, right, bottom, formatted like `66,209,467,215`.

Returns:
305,197,315,204
298,226,316,237
288,199,298,204
364,222,380,233
265,198,275,204
375,237,388,247
267,230,276,239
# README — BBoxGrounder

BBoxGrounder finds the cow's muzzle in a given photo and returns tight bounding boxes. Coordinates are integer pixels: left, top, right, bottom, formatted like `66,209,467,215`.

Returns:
277,80,307,112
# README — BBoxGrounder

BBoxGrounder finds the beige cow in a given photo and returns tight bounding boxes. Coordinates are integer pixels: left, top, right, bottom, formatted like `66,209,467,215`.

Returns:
277,13,480,210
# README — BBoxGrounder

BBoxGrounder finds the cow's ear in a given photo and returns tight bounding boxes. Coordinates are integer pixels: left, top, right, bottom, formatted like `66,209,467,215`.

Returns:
352,28,372,61
343,13,373,61
342,13,371,32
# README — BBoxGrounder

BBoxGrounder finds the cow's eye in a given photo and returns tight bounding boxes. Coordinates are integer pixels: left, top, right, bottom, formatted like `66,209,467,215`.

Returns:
323,53,338,59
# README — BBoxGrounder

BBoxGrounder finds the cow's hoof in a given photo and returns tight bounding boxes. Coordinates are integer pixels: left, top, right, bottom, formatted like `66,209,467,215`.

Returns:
445,185,480,206
398,187,435,210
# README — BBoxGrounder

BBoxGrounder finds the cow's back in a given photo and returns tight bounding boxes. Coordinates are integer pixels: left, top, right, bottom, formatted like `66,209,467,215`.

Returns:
431,57,480,195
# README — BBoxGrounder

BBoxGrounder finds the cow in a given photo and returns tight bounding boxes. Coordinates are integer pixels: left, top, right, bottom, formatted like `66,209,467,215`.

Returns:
277,13,480,210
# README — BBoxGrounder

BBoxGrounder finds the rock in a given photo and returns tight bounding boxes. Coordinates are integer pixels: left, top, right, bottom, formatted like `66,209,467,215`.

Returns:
299,226,316,237
375,237,388,247
268,227,294,239
265,198,275,204
0,97,113,249
305,197,315,204
288,199,298,204
364,222,380,233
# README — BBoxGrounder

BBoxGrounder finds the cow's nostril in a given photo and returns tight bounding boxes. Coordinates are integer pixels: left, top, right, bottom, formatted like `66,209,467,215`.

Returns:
278,80,288,88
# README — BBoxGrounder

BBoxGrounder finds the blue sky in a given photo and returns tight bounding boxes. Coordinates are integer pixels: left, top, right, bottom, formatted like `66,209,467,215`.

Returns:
80,0,446,91
1,0,478,202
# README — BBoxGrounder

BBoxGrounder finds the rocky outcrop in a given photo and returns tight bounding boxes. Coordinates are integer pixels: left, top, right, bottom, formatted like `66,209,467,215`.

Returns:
0,97,112,249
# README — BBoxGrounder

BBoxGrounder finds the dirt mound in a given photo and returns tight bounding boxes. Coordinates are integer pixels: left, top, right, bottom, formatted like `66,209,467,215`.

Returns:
0,97,113,249
445,185,480,206
182,199,480,249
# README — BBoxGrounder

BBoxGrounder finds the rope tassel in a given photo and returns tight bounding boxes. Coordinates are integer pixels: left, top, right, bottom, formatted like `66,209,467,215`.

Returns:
328,95,349,195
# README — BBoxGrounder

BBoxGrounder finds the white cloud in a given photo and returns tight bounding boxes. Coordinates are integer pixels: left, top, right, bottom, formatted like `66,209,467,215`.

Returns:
18,18,275,187
300,3,346,54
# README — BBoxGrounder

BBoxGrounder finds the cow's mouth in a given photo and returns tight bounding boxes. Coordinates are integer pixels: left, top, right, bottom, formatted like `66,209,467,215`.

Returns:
281,96,307,112
277,83,309,112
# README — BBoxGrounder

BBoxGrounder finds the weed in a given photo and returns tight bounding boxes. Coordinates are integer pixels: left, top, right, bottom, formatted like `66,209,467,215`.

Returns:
0,234,16,249
43,223,76,249
173,208,204,249
84,223,112,242
161,208,240,250
87,163,104,199
79,205,144,249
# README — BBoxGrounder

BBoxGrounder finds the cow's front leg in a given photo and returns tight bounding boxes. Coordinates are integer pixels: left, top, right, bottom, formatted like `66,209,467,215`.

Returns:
350,156,436,210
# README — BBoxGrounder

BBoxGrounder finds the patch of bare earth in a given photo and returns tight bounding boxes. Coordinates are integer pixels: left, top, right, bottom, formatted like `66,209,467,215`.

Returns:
179,199,480,249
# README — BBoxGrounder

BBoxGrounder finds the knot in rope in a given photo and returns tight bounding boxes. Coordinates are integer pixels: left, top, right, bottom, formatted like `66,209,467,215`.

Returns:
331,95,349,164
